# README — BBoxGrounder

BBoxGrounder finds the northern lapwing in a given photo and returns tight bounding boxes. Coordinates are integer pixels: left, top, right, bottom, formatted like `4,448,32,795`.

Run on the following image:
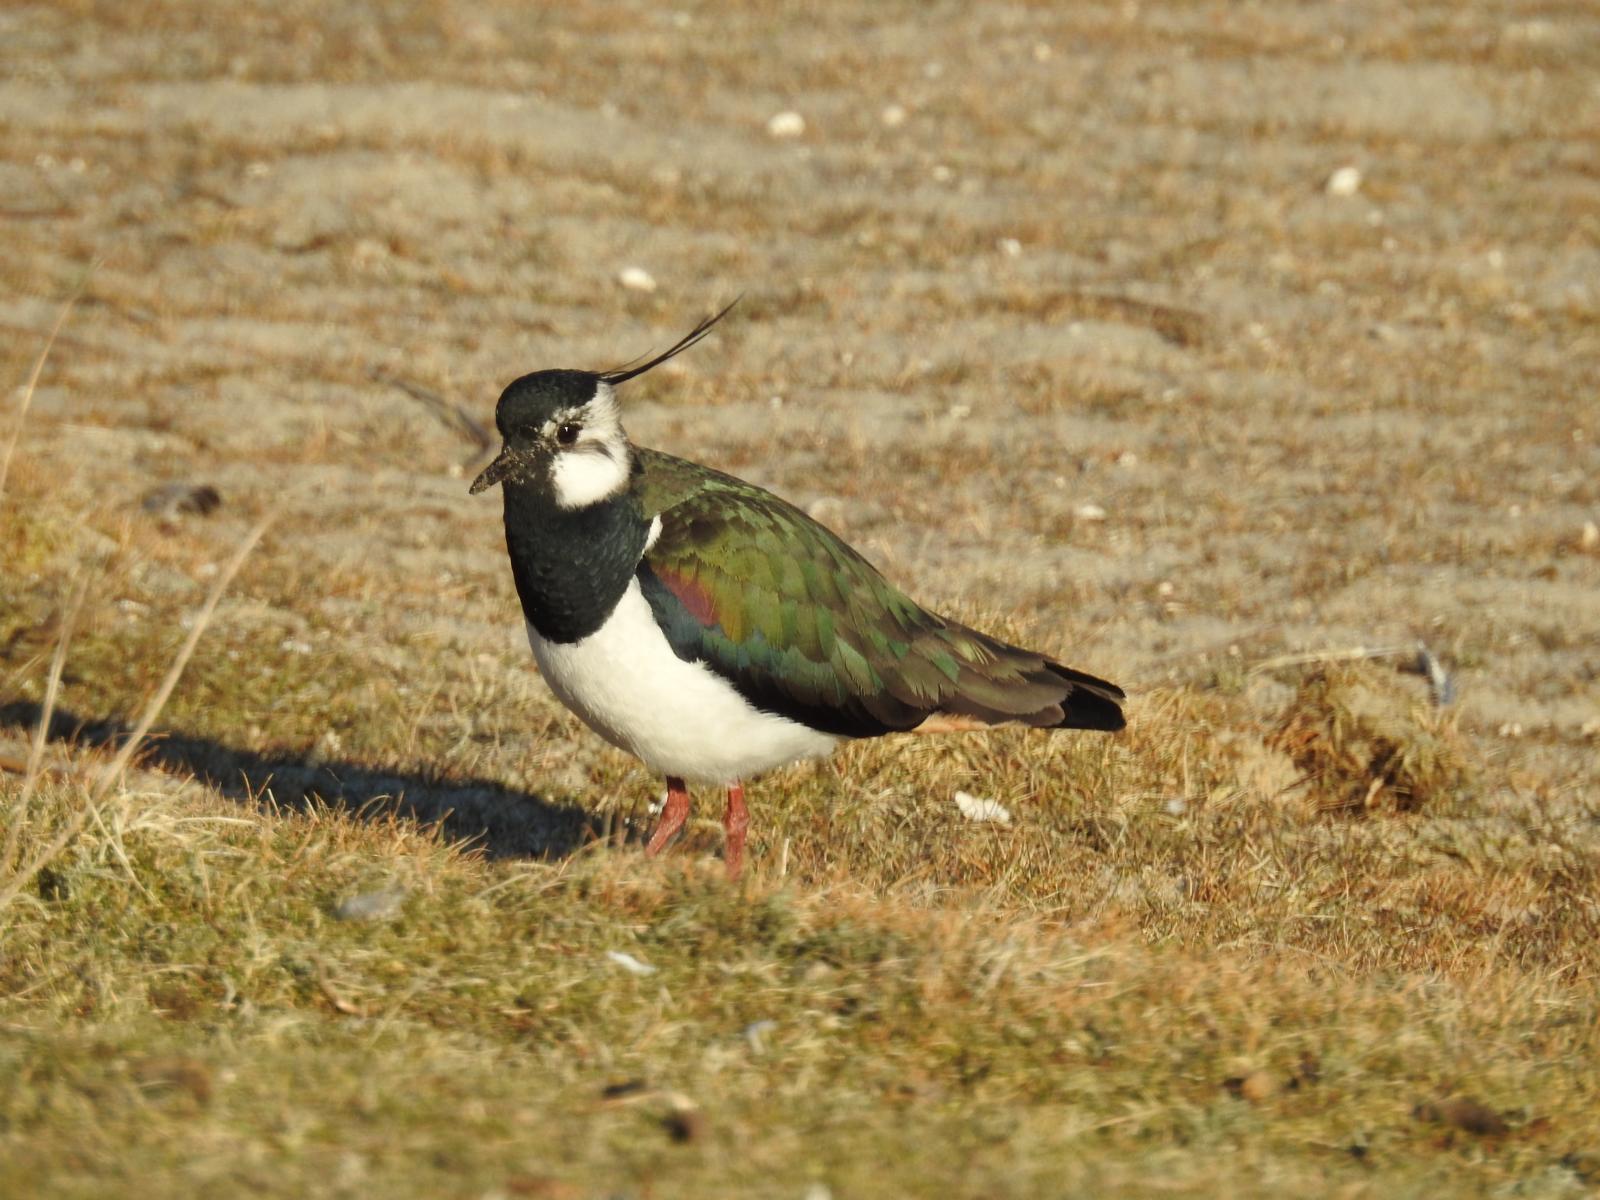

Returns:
471,304,1125,877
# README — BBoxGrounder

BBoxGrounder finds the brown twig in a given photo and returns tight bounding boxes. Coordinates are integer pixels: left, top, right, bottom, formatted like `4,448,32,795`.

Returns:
1247,645,1416,675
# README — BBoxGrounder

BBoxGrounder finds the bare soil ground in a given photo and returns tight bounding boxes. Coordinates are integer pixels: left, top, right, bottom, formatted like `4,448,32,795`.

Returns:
3,2,1598,1196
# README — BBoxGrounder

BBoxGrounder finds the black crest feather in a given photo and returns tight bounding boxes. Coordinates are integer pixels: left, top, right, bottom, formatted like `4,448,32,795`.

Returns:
600,298,740,386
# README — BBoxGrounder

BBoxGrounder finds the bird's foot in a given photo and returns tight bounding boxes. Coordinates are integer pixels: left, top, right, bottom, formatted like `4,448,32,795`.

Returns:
645,777,691,857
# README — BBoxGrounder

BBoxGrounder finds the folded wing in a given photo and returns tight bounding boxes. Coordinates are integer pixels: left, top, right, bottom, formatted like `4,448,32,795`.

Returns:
634,450,1125,739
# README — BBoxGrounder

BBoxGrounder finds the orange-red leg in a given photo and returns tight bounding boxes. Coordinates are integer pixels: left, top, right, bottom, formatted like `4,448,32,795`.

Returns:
723,781,749,879
646,776,690,857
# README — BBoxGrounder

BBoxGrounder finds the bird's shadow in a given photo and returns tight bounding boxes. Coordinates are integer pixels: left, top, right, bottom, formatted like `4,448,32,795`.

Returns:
0,700,599,861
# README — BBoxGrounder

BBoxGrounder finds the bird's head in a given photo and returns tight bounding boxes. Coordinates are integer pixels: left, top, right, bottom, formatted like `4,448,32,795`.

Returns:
470,301,737,509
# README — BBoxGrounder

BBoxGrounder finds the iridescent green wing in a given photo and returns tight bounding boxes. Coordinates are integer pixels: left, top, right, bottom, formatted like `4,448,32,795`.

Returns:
632,449,1124,738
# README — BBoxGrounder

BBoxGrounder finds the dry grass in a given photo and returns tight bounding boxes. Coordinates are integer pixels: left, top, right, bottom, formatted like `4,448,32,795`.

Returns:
4,449,1598,1197
5,0,1600,1195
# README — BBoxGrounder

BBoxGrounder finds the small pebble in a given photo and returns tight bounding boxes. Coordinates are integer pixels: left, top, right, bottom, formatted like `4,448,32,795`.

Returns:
606,950,658,977
1074,503,1107,521
1232,1070,1277,1103
1579,520,1599,551
766,111,805,138
1325,165,1363,196
618,266,657,292
332,885,407,922
880,103,907,128
1414,1097,1508,1137
141,483,222,520
996,237,1023,258
661,1102,706,1144
954,791,1012,825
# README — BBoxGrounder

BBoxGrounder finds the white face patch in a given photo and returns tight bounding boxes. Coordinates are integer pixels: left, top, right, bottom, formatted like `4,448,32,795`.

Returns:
547,382,632,509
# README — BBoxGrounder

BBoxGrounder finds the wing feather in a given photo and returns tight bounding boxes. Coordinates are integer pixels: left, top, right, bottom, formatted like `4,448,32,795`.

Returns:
632,448,1126,738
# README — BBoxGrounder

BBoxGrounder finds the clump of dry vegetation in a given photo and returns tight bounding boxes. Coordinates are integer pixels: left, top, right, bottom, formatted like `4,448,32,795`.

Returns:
1269,663,1474,814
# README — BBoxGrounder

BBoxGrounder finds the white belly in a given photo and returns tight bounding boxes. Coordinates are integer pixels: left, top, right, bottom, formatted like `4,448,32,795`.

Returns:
527,579,840,784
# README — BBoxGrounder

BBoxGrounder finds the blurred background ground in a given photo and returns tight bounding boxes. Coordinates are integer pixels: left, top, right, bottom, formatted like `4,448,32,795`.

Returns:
2,2,1598,1197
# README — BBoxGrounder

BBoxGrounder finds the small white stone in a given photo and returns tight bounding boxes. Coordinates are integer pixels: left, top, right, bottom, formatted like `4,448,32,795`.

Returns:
1505,19,1556,42
1325,165,1363,196
1074,503,1107,521
766,110,806,138
618,266,657,292
997,237,1023,258
605,950,657,977
931,164,954,182
880,103,908,128
1032,42,1053,62
1578,520,1599,550
954,791,1012,825
332,885,407,922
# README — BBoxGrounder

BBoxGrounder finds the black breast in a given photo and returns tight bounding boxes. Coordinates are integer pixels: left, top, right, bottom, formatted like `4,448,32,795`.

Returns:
501,484,650,644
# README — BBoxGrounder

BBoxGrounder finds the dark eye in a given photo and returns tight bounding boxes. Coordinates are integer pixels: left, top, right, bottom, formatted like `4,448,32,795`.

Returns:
555,421,581,446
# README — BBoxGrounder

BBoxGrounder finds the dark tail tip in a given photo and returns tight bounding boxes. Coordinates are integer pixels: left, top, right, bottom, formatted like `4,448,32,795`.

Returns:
1050,664,1127,732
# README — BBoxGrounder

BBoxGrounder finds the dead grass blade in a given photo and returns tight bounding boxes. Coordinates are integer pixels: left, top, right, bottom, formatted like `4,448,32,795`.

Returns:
1248,644,1416,674
0,515,273,915
0,271,91,511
